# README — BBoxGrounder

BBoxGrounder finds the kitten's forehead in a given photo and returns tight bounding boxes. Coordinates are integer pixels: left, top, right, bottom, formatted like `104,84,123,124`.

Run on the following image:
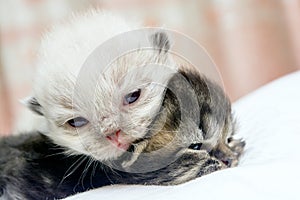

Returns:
33,11,138,99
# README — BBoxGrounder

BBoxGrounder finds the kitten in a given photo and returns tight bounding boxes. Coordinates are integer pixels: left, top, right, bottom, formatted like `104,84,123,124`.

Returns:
0,10,244,200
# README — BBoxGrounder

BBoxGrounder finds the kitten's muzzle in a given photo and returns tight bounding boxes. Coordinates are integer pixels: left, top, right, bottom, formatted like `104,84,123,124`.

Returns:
106,130,131,150
99,117,118,136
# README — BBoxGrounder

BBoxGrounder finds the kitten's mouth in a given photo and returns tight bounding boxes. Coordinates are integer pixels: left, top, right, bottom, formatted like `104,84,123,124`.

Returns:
106,130,130,150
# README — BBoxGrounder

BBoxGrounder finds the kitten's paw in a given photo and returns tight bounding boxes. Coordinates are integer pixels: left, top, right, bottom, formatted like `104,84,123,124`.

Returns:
227,137,245,157
211,138,245,167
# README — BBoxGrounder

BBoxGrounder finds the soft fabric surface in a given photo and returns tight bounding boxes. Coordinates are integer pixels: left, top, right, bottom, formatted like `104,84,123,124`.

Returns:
65,71,300,200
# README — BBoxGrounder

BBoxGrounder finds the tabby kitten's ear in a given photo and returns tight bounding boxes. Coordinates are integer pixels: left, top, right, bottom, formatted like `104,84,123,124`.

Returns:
22,97,44,116
150,31,171,54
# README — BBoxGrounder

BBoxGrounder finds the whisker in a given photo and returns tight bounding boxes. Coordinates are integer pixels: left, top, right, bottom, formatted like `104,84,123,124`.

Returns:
90,159,99,187
59,155,87,186
102,162,122,185
81,158,94,188
72,156,94,191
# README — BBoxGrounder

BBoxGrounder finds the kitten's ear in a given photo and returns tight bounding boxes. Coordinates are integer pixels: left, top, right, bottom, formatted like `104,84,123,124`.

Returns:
21,96,44,116
150,31,171,53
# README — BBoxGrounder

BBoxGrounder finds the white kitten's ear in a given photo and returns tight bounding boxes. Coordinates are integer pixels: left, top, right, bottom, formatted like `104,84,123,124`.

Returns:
150,31,171,53
21,96,44,116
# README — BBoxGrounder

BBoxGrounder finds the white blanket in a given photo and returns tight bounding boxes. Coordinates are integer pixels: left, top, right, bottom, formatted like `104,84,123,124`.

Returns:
66,71,300,200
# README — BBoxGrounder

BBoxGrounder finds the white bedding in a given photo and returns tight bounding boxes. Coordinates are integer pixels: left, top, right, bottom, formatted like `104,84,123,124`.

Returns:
65,71,300,200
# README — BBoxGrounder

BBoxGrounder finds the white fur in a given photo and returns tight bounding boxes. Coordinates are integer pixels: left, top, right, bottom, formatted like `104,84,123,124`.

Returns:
31,10,177,161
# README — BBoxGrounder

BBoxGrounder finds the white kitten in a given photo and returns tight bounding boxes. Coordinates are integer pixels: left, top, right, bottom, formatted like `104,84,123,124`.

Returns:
26,10,176,161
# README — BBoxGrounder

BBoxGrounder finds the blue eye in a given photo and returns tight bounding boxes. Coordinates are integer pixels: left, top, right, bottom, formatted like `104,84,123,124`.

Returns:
124,89,141,105
67,117,89,128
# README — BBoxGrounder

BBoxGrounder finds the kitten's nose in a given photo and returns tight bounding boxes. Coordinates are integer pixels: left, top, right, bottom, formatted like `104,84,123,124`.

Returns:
100,127,116,136
100,117,117,136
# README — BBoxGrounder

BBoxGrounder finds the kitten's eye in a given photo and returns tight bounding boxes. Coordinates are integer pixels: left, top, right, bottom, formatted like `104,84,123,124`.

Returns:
188,143,202,150
124,89,141,105
67,117,89,128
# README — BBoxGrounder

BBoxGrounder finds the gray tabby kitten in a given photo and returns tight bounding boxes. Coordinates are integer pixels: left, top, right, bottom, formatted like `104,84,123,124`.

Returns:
0,11,244,200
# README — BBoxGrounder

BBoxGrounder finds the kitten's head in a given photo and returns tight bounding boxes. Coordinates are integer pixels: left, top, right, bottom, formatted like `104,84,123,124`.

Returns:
26,11,176,161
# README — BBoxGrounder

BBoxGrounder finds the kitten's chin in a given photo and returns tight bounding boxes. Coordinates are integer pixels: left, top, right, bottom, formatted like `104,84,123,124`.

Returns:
87,143,130,162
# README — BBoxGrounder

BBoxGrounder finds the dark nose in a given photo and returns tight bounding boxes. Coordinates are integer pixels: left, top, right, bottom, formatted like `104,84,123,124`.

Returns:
220,158,233,166
210,149,233,167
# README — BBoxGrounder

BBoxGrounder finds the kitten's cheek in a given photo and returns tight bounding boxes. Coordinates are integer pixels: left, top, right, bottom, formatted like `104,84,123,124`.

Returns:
111,142,130,151
133,127,147,137
118,143,130,151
